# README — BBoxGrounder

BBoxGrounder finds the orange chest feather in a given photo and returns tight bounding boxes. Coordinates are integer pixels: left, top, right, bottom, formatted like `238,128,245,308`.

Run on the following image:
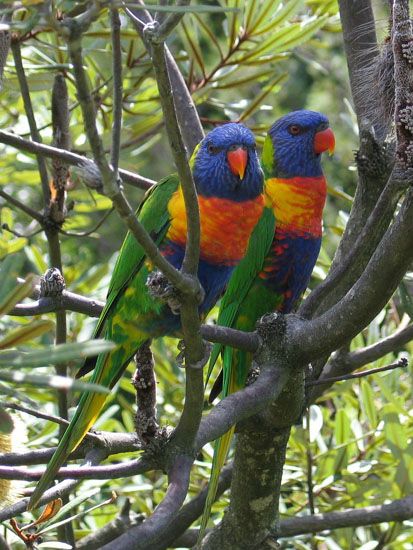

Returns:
265,176,327,237
166,187,264,265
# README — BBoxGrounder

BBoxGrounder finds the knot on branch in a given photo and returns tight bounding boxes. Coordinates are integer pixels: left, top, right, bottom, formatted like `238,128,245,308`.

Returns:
255,313,287,357
355,131,393,182
40,268,65,297
143,20,162,45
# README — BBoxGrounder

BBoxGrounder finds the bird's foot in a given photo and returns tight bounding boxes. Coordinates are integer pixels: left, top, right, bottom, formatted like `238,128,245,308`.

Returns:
176,339,212,369
146,270,181,314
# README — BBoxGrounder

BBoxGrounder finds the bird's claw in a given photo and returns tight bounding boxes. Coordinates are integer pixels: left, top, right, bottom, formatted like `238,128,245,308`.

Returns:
146,270,181,314
176,340,212,369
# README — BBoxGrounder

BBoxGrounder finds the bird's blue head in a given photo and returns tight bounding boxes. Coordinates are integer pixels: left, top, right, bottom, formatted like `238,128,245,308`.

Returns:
192,123,263,202
262,110,335,179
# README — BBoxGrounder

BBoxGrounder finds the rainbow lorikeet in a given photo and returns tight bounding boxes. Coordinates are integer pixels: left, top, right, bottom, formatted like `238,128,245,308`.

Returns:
29,123,264,510
199,110,335,537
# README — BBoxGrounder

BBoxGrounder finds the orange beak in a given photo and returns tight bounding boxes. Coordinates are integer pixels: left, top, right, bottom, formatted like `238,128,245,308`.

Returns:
227,147,248,180
314,127,335,155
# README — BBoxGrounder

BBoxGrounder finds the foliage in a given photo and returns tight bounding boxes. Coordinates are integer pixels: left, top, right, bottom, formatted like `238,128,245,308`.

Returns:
0,1,412,549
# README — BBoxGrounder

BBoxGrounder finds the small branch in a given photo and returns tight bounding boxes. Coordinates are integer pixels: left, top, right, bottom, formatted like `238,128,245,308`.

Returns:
0,432,140,466
147,36,200,277
60,207,114,237
0,448,106,522
0,188,44,223
0,130,155,190
3,403,70,427
7,289,261,351
276,494,413,537
195,363,290,449
307,357,408,386
11,39,50,203
110,8,123,177
154,465,233,549
9,289,105,317
347,323,413,367
0,456,151,481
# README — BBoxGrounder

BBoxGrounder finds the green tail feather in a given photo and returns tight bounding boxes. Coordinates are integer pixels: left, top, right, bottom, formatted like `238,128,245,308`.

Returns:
198,426,235,542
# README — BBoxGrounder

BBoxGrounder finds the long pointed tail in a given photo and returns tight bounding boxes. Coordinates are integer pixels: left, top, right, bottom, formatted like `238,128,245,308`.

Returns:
28,348,123,510
198,426,235,542
28,386,107,510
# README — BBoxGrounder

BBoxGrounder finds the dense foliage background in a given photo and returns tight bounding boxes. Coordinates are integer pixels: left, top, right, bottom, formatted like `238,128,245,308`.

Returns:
0,1,412,549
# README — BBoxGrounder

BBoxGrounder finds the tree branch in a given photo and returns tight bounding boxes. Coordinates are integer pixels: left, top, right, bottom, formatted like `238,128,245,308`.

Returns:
0,130,154,190
100,455,193,550
0,448,106,522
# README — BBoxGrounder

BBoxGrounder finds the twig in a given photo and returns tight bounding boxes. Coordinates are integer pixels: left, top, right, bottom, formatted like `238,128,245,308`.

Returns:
0,456,151,481
276,493,413,537
10,39,50,202
0,130,155,190
9,289,105,317
0,432,140,466
110,8,123,177
307,357,408,387
3,403,70,427
0,448,106,522
347,323,413,367
2,223,42,239
59,207,114,237
0,188,44,223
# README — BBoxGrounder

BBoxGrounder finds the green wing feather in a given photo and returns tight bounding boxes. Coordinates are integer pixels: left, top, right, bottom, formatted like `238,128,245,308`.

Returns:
207,206,276,380
95,174,179,338
28,175,179,510
198,206,275,542
78,175,179,378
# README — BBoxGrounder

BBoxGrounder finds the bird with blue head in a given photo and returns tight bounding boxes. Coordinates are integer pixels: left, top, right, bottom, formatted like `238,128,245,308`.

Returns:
199,110,335,541
28,122,264,510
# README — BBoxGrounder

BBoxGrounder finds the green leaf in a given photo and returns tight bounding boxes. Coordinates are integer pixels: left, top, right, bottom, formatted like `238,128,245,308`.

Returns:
361,379,378,428
0,370,111,393
0,407,14,435
126,3,239,13
0,273,36,318
0,319,55,349
0,339,116,368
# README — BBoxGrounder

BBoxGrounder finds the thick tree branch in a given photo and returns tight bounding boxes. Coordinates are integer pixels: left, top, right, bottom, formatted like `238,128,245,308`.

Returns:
100,455,193,550
338,0,380,133
294,187,413,363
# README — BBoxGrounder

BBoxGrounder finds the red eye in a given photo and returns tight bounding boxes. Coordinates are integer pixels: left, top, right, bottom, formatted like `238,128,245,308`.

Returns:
289,124,302,135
